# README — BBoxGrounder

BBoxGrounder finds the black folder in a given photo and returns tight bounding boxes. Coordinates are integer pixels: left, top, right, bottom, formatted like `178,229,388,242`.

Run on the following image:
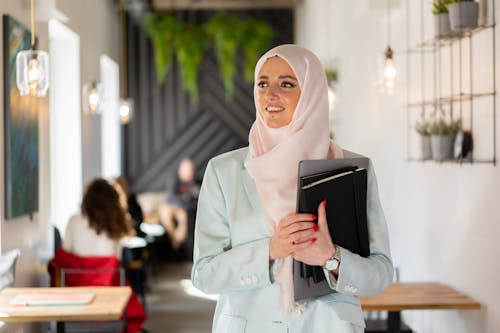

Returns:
293,157,370,300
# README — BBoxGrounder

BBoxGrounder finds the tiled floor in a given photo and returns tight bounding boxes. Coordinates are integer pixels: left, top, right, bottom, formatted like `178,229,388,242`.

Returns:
142,262,216,333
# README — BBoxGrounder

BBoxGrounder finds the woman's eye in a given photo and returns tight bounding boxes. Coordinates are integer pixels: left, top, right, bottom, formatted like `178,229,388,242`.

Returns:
257,81,268,88
281,81,295,88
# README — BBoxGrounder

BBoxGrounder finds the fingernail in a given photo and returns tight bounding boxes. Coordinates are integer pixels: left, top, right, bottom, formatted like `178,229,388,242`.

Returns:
311,238,317,243
322,199,327,207
313,225,319,232
311,214,317,220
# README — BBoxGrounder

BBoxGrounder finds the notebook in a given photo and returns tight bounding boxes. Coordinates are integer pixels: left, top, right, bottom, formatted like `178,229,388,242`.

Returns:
10,291,95,306
294,157,370,300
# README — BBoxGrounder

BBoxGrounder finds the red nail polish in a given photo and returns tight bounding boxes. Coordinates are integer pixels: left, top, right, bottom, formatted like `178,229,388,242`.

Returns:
311,238,317,243
313,225,319,232
322,199,327,207
311,214,317,220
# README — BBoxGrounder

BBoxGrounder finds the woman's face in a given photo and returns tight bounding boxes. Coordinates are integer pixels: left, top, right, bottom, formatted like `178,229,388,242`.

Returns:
256,56,301,128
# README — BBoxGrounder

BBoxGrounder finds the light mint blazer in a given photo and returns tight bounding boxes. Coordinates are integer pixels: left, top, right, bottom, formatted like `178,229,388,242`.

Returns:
191,147,393,333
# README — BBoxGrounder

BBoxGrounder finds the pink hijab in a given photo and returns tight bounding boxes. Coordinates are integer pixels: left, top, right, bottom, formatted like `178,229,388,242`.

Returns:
245,44,343,313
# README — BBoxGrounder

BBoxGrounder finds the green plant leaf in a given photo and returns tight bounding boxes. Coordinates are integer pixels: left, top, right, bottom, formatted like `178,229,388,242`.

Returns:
206,13,242,100
144,14,178,84
175,23,207,103
240,18,274,83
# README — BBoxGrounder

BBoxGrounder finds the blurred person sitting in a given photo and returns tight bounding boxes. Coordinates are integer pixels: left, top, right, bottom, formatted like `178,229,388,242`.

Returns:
160,158,201,260
55,178,147,332
64,178,133,259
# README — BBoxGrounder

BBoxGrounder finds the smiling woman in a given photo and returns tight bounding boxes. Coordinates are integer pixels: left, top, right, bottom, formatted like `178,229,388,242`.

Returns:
191,44,393,333
255,56,301,128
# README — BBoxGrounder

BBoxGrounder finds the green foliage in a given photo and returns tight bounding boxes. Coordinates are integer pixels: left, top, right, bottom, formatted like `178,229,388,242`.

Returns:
415,119,432,136
325,68,338,83
144,14,178,84
205,13,242,100
448,0,474,3
239,18,274,83
432,0,452,14
176,23,207,103
429,118,461,135
144,12,274,102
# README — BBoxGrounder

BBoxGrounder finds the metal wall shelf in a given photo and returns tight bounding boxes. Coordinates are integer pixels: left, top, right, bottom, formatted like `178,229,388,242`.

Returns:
405,0,496,165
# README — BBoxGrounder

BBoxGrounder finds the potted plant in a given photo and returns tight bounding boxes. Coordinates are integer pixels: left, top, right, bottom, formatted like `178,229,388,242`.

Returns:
432,0,452,38
429,118,461,161
448,0,479,31
415,119,433,160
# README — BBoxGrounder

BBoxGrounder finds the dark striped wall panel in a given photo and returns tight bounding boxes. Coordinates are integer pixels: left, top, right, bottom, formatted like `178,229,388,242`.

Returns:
124,10,294,193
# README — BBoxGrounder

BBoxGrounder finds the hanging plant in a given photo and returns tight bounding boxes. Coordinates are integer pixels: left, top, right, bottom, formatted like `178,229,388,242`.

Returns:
175,22,208,103
144,14,178,84
145,12,274,101
205,13,244,100
240,17,274,83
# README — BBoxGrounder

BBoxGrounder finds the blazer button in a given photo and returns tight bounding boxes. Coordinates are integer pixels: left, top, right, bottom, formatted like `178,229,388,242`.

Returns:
252,275,258,284
240,278,246,286
245,277,252,285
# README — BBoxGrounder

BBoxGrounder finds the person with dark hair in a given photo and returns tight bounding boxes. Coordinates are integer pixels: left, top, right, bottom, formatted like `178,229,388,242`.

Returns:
64,178,133,258
113,176,145,237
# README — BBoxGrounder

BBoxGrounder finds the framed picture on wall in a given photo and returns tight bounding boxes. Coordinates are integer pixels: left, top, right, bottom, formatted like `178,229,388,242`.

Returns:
2,15,39,219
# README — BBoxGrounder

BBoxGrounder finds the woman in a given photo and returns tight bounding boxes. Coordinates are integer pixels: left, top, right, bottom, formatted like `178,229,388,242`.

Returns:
191,44,393,332
64,178,132,258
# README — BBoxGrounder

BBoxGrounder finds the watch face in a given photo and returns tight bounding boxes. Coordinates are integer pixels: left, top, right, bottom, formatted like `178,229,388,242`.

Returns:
325,258,339,271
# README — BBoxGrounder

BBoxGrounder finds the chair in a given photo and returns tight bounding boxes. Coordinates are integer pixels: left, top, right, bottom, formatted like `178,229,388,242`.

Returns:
54,226,63,252
0,249,20,290
0,249,20,333
48,248,146,333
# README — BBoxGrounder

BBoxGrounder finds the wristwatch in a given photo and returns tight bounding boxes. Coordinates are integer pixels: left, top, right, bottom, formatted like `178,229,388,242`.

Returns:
323,246,341,271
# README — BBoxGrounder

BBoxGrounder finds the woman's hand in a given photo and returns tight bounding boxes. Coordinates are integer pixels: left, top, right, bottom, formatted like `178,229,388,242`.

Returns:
292,200,335,266
269,213,317,260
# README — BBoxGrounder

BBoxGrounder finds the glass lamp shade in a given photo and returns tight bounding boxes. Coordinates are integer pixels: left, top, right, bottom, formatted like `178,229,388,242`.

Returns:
119,98,134,124
16,50,49,97
377,46,398,94
82,81,104,115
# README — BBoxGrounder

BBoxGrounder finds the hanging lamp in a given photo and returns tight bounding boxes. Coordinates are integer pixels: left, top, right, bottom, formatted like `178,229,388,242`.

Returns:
82,81,104,115
16,0,49,97
382,0,397,94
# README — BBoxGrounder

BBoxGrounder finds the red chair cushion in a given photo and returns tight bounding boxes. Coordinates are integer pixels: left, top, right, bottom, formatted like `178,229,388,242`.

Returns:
48,248,146,333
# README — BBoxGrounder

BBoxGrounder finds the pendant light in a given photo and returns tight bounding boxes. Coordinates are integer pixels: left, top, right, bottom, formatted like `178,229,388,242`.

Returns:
16,0,49,97
119,0,133,124
382,0,397,94
82,81,104,115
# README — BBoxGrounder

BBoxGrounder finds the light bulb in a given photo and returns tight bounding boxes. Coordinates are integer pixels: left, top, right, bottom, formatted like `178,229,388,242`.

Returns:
88,89,100,112
327,85,336,111
119,98,134,123
120,103,130,123
28,58,41,82
384,58,397,81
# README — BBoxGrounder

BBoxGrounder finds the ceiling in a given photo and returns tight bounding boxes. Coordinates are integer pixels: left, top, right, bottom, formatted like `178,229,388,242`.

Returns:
151,0,297,11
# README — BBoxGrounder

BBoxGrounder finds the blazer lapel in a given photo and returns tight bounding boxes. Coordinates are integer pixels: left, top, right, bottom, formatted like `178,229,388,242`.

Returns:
241,151,263,214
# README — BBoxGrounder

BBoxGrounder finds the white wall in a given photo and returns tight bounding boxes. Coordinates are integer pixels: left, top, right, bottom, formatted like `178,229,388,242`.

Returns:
297,1,498,332
0,1,119,332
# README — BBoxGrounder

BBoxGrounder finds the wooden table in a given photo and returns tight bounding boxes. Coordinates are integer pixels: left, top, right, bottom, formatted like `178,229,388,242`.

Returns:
0,286,131,332
360,282,481,332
